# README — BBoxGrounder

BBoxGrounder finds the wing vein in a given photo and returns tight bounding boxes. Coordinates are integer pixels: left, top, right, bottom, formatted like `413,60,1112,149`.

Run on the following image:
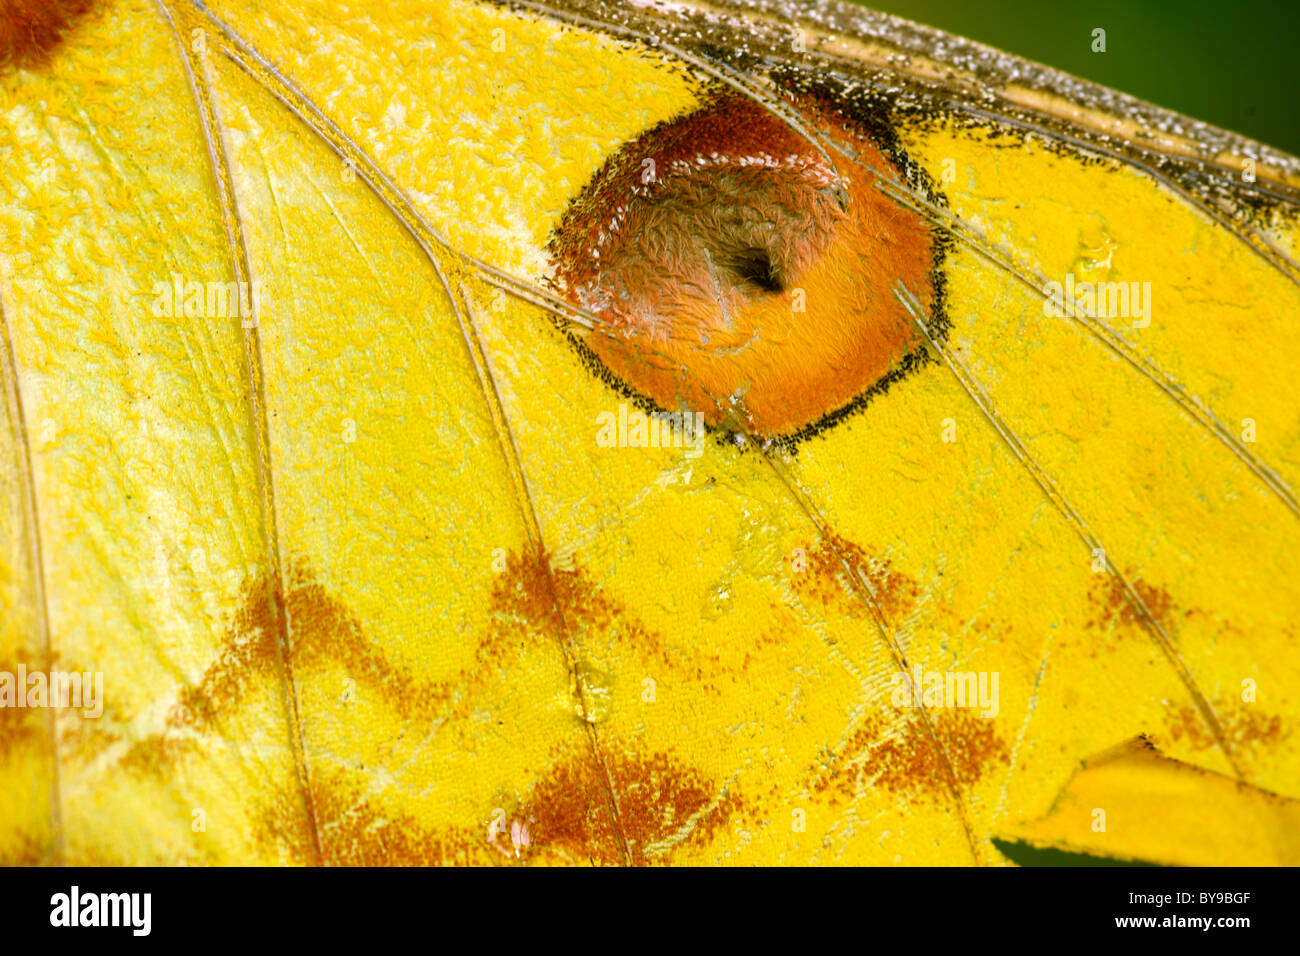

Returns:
185,0,601,332
157,0,324,865
894,279,1246,780
0,295,63,864
761,446,986,865
874,178,1300,517
500,0,1300,514
458,287,635,867
180,0,640,864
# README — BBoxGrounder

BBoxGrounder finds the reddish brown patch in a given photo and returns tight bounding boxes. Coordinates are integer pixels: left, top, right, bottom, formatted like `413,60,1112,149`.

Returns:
57,707,119,761
0,0,96,68
117,732,191,776
119,553,683,781
1088,575,1188,632
0,656,116,762
260,769,486,867
281,562,455,719
489,545,566,637
257,741,742,867
489,545,672,668
737,622,792,676
791,534,920,622
171,574,285,731
0,679,39,757
810,709,1009,804
526,745,743,866
122,563,456,775
0,831,49,865
1162,700,1288,754
94,557,729,865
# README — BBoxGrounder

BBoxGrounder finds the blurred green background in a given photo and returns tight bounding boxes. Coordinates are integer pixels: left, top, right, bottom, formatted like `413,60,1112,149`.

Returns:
858,0,1300,156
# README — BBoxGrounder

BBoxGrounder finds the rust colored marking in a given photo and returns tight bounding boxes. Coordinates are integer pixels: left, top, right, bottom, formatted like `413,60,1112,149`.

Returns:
122,562,456,775
1163,700,1287,754
1088,575,1187,632
490,545,673,667
791,534,920,622
811,710,1009,804
118,553,684,785
176,561,454,725
0,696,38,757
170,574,285,731
281,562,454,719
0,0,96,68
117,732,189,777
526,745,742,866
488,557,742,863
0,655,113,761
260,769,486,867
0,832,48,865
0,659,41,757
549,91,942,439
256,742,742,867
489,544,567,638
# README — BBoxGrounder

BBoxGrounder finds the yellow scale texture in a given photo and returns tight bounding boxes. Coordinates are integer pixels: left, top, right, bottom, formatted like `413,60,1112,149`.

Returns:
1,0,1297,865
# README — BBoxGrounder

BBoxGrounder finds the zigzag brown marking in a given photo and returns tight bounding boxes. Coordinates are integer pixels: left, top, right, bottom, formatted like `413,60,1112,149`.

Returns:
122,561,457,775
259,740,744,867
489,545,674,668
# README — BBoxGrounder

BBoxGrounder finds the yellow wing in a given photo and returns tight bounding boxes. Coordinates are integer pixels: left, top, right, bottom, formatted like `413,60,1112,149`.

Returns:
1,0,1298,865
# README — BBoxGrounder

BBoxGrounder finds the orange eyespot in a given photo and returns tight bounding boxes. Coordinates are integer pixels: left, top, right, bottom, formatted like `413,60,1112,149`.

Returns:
549,89,946,442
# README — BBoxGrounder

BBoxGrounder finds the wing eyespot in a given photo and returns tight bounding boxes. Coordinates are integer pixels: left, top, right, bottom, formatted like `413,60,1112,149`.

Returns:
549,88,948,443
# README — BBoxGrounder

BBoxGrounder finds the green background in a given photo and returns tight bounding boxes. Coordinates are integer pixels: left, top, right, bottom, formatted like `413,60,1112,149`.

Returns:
861,0,1300,156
